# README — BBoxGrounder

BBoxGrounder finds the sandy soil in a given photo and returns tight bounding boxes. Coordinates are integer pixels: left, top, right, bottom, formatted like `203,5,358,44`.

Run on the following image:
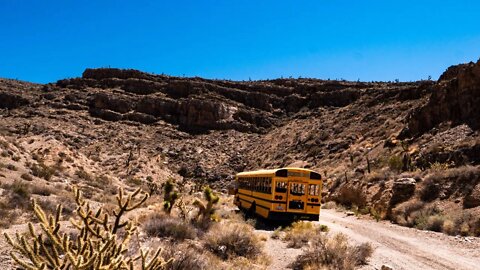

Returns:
319,209,480,270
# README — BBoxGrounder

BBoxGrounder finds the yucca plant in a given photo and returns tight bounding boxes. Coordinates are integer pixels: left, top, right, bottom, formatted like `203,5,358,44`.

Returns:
162,179,179,215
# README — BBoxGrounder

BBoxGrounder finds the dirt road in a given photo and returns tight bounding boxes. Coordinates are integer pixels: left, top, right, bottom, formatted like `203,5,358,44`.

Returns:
318,209,480,270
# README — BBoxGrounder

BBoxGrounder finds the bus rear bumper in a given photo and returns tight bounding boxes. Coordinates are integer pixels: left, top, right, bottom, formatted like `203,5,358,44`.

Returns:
267,211,319,222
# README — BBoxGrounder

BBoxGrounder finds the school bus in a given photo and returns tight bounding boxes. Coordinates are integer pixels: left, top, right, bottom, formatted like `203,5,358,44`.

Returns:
232,168,322,221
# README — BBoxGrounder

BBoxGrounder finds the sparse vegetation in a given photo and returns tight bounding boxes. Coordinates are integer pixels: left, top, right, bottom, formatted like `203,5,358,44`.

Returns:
144,213,197,241
205,222,262,260
283,221,329,248
291,233,373,270
30,162,55,181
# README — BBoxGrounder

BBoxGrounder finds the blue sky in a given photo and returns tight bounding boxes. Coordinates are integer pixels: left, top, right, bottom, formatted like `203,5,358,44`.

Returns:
1,1,479,83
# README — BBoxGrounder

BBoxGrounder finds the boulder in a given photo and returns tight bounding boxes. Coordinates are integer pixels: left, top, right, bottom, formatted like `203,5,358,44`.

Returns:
464,184,480,208
390,178,416,205
0,92,29,109
89,92,133,114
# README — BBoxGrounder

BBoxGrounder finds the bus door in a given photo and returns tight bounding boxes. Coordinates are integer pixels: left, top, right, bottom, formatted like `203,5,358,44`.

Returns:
287,181,307,212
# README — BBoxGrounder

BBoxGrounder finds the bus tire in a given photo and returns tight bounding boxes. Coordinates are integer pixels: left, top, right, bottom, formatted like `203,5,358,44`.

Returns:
248,202,256,218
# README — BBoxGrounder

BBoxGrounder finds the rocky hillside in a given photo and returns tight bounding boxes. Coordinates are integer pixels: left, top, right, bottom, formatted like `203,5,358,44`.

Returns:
1,59,480,234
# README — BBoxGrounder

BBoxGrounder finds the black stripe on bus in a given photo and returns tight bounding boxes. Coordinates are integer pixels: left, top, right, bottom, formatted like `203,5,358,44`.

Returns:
238,191,287,204
238,190,320,206
238,198,271,211
307,203,321,206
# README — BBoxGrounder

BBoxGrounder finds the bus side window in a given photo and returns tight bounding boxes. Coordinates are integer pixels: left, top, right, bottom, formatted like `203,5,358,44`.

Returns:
267,178,272,193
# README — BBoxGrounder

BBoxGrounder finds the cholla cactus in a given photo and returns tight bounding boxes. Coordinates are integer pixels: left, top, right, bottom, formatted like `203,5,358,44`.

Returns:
4,187,172,270
193,186,220,225
163,179,179,215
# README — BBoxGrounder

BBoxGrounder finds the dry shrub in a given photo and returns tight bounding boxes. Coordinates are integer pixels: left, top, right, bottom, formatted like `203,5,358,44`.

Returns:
30,162,55,181
283,221,327,248
442,219,456,235
0,202,19,228
144,213,197,241
366,171,387,183
408,205,442,230
321,201,337,209
21,173,33,181
271,227,282,239
419,177,441,202
161,243,212,270
291,233,373,270
421,166,480,202
75,168,92,181
336,185,367,208
204,222,262,260
391,199,425,226
31,183,54,196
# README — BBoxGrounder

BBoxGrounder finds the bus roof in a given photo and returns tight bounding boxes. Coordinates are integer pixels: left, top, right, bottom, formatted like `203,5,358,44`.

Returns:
236,167,319,177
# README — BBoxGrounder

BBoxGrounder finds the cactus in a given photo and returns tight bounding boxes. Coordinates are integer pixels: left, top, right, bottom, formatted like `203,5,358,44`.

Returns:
193,186,220,225
4,187,172,270
163,179,179,215
366,156,371,174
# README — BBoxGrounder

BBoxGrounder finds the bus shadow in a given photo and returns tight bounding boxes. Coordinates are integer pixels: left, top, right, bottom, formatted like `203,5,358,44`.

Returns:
237,209,294,231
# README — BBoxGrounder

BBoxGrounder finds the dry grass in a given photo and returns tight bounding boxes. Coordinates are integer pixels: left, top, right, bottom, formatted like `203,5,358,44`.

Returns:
30,183,54,196
420,166,480,203
204,221,262,260
30,162,56,180
291,233,373,270
143,213,197,241
321,201,337,209
283,221,329,248
161,243,213,270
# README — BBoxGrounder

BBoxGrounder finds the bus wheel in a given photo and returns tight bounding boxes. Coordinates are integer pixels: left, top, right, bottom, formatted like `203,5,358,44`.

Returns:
247,202,256,218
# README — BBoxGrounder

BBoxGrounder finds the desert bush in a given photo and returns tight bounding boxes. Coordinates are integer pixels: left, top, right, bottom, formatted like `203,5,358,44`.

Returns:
20,173,33,181
4,187,172,269
391,200,425,226
283,221,326,248
6,164,17,171
0,202,19,228
420,177,441,202
75,168,92,181
425,214,445,232
421,166,480,203
336,186,367,208
30,183,54,196
366,171,387,183
271,227,282,239
144,213,196,241
409,205,442,230
30,162,55,181
161,243,212,270
388,155,403,172
291,233,373,270
321,201,337,209
205,222,262,260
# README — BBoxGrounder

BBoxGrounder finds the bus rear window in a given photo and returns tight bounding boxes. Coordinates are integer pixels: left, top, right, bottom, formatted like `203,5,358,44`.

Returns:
290,183,305,196
309,184,319,196
275,181,287,193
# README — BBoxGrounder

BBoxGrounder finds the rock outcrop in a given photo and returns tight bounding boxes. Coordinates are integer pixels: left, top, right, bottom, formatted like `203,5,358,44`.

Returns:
401,60,480,137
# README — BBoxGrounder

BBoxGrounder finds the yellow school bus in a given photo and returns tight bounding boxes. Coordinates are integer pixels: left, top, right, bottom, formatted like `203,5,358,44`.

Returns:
232,168,322,221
